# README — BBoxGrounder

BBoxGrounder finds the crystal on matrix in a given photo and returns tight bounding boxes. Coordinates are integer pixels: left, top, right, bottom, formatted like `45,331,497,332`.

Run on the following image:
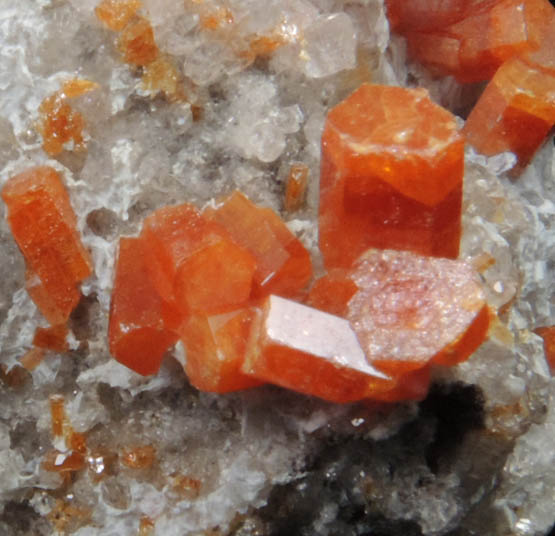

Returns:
243,295,391,403
204,191,312,298
1,166,92,325
319,84,464,269
95,0,142,31
118,17,158,65
180,308,263,393
284,163,309,212
38,79,99,156
346,249,490,376
33,324,69,352
463,52,555,168
108,237,179,376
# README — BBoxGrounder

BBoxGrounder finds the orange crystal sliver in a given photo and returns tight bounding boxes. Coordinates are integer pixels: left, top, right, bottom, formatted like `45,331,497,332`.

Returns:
320,84,463,268
204,191,312,298
346,249,489,376
181,308,263,393
2,167,92,324
463,56,555,169
284,163,309,212
243,295,391,403
109,237,180,376
95,0,142,32
118,17,158,65
535,326,555,373
368,366,432,403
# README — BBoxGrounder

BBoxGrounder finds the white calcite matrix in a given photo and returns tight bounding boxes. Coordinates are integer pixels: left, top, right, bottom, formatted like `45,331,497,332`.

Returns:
0,1,554,535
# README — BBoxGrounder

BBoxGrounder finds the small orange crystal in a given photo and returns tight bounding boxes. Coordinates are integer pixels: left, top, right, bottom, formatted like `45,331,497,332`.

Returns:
319,84,464,269
306,270,357,317
109,237,180,376
284,163,309,212
346,249,489,376
95,0,142,31
2,167,92,325
33,324,69,352
121,445,156,469
204,191,312,298
38,80,98,156
243,295,391,403
118,17,158,65
180,308,263,393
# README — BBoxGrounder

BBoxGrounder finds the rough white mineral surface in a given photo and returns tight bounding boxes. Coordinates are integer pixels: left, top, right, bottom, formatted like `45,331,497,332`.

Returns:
0,0,554,535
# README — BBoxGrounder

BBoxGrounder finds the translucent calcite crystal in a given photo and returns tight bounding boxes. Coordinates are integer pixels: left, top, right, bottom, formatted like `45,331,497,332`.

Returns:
389,0,554,83
180,308,263,393
463,53,555,168
109,237,179,376
1,166,92,325
319,84,464,269
204,191,312,298
243,295,391,403
346,249,490,376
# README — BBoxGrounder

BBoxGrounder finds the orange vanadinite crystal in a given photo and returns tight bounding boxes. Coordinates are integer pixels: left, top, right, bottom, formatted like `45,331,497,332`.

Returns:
118,17,158,65
95,0,142,31
242,295,392,403
306,270,357,317
180,308,263,392
174,238,256,314
319,84,464,269
142,57,181,100
33,324,69,352
204,191,312,298
535,326,555,372
38,80,98,156
346,249,489,376
463,46,555,168
284,163,309,212
389,0,554,83
2,167,92,325
109,237,180,376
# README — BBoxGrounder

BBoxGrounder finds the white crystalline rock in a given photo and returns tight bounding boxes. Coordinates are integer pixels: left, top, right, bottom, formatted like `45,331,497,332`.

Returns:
302,13,357,78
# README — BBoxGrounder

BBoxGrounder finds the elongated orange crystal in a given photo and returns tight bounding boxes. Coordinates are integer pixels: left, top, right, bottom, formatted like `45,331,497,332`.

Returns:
346,249,490,376
2,167,92,325
204,191,312,298
319,84,464,269
180,308,263,393
243,295,391,403
535,326,555,372
109,237,180,375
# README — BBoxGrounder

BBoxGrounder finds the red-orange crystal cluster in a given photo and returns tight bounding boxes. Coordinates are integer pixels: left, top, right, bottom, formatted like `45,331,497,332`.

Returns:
2,166,92,325
386,0,555,168
108,191,313,390
319,83,464,269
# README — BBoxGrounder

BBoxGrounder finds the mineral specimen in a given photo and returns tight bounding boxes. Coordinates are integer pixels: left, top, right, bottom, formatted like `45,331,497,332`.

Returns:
108,237,179,375
319,84,464,268
1,166,92,325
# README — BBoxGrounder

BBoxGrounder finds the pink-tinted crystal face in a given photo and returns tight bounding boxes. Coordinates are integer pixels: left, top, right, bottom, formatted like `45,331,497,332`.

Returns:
243,295,391,403
346,249,490,376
